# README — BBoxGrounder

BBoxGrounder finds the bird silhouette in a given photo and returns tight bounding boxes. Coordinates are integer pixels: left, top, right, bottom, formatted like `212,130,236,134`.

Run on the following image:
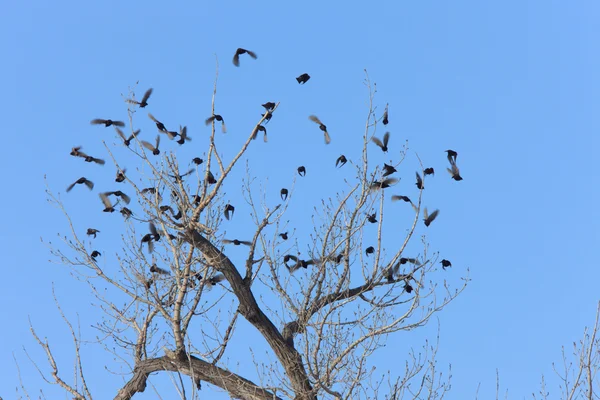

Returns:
382,163,397,177
423,208,439,227
120,207,132,220
115,169,126,183
445,150,458,164
148,221,161,241
148,113,168,132
86,228,100,238
370,177,398,190
66,177,94,192
232,48,257,66
309,115,331,144
365,246,375,256
70,146,87,158
252,125,267,142
262,102,276,111
441,259,452,270
371,132,390,152
424,167,435,176
206,171,217,184
386,262,401,283
283,254,315,273
447,162,463,181
224,204,235,220
106,190,131,204
169,169,194,182
115,127,140,147
127,88,153,108
336,155,347,168
91,119,124,127
205,273,225,286
297,166,306,176
99,192,116,212
391,195,414,208
296,73,310,84
90,250,101,260
141,135,161,155
205,114,227,133
84,155,105,165
367,213,377,223
279,232,288,240
280,188,289,201
150,264,170,275
192,157,203,165
176,126,191,145
404,283,414,293
382,104,389,125
415,172,424,190
223,239,252,246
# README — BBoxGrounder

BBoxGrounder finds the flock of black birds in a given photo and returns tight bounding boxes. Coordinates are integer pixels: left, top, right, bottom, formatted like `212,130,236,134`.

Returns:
68,47,459,291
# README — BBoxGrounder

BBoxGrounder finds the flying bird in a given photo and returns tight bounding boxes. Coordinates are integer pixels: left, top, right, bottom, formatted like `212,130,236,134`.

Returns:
309,115,331,144
86,228,100,238
115,169,126,183
280,188,288,201
261,112,273,124
115,127,140,147
141,135,161,155
148,113,167,132
423,208,439,227
150,264,170,275
90,250,101,260
297,166,306,176
404,282,414,293
371,132,390,152
415,172,424,190
383,163,397,177
120,207,132,220
84,155,105,165
447,162,463,181
66,177,94,192
445,150,458,164
283,254,315,273
91,119,124,127
279,232,288,240
367,213,377,223
336,155,347,168
382,104,389,125
99,192,116,213
192,157,203,165
424,167,435,176
232,48,257,66
223,239,252,246
224,204,235,220
391,195,413,204
176,126,191,145
365,246,375,256
441,259,452,270
252,125,267,142
70,147,105,165
105,190,131,204
296,73,310,84
370,177,398,191
127,88,153,108
205,273,225,286
205,114,227,133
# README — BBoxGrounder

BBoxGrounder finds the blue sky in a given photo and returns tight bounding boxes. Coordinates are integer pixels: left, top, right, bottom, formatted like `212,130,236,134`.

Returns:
1,1,599,398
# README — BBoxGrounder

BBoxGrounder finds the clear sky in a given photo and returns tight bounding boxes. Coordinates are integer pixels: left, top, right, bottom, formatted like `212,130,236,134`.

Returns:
1,1,599,398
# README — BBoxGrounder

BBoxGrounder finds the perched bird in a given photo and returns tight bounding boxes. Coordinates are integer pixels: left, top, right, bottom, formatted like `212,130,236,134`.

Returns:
192,195,201,205
370,177,398,190
115,127,140,147
309,115,331,144
127,88,153,108
424,167,435,176
141,135,161,155
279,232,288,240
91,119,124,127
365,246,375,256
176,126,191,145
415,172,424,190
223,239,252,246
280,188,288,201
382,163,397,177
106,190,131,204
99,192,115,213
441,259,452,270
148,113,167,132
205,114,227,133
232,48,257,66
297,166,306,176
371,132,390,152
192,157,203,165
262,102,276,111
367,213,377,223
252,125,267,142
404,282,414,293
336,155,347,168
445,150,458,164
206,171,217,184
86,228,100,238
66,177,94,192
224,204,235,220
296,73,310,84
90,250,101,260
423,208,439,227
120,207,132,220
447,162,463,181
115,169,126,183
382,104,389,125
150,264,170,275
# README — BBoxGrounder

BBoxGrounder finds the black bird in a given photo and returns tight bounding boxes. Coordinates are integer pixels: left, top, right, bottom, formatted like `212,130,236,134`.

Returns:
262,102,276,111
371,132,390,152
280,188,288,201
192,195,201,205
252,125,267,142
99,193,115,213
150,264,170,275
66,177,94,192
335,253,345,264
169,169,194,181
309,115,331,144
386,262,400,283
382,104,389,125
172,208,182,220
445,150,458,164
205,114,227,133
336,155,347,168
279,232,288,240
141,135,161,155
400,257,420,265
261,112,273,125
90,250,101,260
120,207,132,220
441,259,452,270
148,113,167,132
70,146,87,158
106,190,131,204
84,155,105,165
283,254,315,273
91,119,124,127
206,171,217,184
148,221,161,241
141,188,161,201
297,166,306,176
424,167,435,176
127,88,153,108
370,177,398,190
115,169,126,183
296,73,310,84
224,204,235,220
391,195,413,203
115,127,140,147
423,208,439,227
382,163,397,177
206,273,225,286
192,157,203,165
145,278,154,289
404,283,414,293
176,126,191,145
367,213,377,223
447,162,463,181
415,172,424,190
160,205,173,214
232,48,257,66
223,239,252,246
365,246,375,256
86,228,100,238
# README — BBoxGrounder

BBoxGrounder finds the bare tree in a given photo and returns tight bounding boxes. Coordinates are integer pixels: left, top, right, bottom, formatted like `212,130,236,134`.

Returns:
22,65,468,399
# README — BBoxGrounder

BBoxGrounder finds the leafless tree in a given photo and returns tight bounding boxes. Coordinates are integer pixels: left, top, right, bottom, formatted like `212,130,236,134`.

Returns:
21,66,468,400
